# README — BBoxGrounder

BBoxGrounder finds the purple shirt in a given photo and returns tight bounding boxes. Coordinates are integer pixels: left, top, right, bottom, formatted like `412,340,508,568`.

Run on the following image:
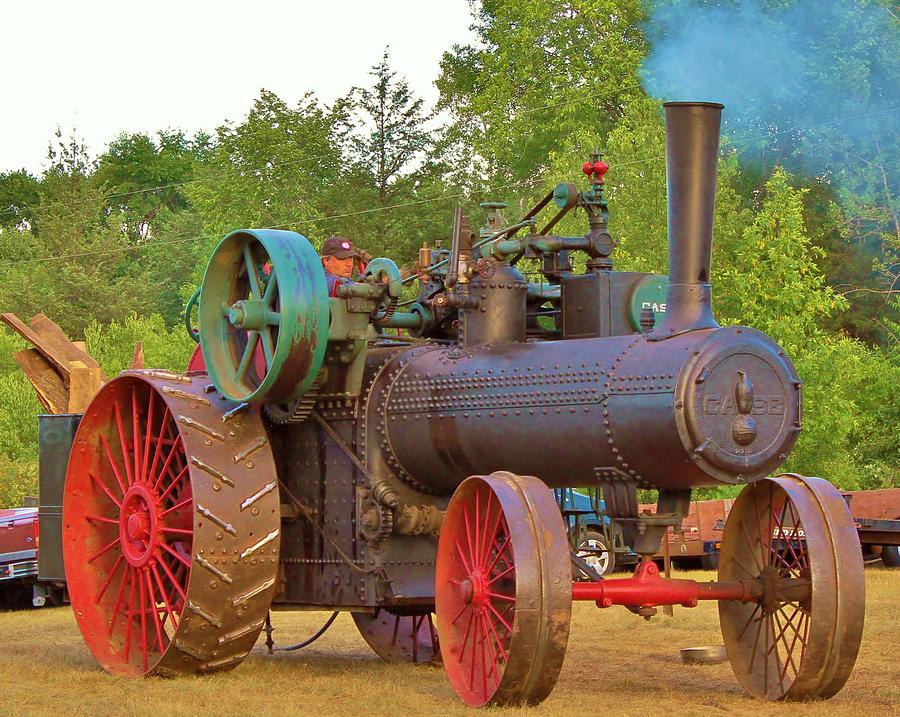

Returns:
325,271,350,297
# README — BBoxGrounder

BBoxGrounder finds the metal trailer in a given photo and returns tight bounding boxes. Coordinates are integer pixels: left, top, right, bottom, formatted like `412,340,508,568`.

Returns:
47,102,866,707
843,489,900,567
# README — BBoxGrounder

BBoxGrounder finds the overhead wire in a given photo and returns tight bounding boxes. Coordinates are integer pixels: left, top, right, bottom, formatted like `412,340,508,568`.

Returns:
3,103,896,268
0,175,542,267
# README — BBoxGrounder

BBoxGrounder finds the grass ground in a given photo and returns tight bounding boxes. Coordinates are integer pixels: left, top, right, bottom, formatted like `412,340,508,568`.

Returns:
1,568,896,717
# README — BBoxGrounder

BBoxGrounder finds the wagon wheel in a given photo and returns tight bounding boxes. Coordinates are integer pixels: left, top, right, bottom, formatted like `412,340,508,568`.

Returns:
718,474,865,700
63,372,281,676
435,472,572,707
352,609,441,664
198,229,329,404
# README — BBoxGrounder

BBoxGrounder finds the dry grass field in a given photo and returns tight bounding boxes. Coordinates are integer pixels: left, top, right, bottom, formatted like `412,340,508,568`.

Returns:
1,569,897,717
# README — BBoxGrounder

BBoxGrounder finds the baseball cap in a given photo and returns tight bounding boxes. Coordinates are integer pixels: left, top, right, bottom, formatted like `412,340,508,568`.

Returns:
321,236,359,258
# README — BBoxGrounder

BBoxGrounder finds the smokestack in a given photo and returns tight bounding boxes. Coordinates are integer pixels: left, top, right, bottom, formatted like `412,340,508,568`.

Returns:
651,101,724,339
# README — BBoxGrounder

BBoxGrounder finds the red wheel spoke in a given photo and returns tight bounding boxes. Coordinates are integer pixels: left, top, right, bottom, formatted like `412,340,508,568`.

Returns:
484,535,511,575
469,614,479,691
454,539,473,575
99,434,127,496
160,526,192,536
87,537,120,564
481,495,503,570
487,600,513,632
145,570,165,654
124,568,137,661
158,553,187,602
769,604,800,654
483,611,508,662
146,406,171,489
487,591,515,602
158,465,189,503
740,518,765,575
788,501,809,570
161,542,192,571
89,471,122,509
107,566,130,637
113,401,135,487
95,554,124,604
131,387,142,486
463,505,477,572
85,513,118,525
451,602,469,627
152,436,184,492
159,497,192,519
479,613,488,697
736,604,763,642
140,389,155,484
138,568,148,672
474,489,481,571
150,562,178,631
457,611,475,664
488,563,515,585
480,614,499,680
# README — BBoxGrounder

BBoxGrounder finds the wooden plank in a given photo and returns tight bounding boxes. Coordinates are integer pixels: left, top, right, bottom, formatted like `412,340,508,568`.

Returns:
0,313,106,385
1,313,70,380
29,314,102,370
12,349,67,414
67,365,104,413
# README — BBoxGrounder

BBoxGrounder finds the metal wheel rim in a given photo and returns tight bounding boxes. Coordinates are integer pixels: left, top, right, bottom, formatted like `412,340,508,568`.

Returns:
198,229,328,404
352,610,441,664
64,373,281,676
718,474,865,700
436,472,572,707
577,535,611,577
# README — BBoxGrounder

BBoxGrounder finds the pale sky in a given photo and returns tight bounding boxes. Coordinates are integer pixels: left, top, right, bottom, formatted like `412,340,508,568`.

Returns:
0,0,476,174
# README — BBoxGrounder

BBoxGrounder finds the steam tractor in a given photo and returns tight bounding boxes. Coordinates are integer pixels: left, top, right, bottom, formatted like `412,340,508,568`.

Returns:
60,102,865,706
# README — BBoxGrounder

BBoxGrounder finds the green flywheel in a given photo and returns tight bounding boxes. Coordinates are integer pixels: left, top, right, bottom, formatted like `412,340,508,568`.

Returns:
198,229,329,404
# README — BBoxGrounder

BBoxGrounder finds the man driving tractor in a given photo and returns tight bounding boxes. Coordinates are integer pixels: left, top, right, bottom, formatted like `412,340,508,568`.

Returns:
320,235,361,297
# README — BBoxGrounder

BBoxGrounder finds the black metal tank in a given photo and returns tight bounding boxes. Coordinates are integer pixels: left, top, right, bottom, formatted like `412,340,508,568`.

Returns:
366,101,801,496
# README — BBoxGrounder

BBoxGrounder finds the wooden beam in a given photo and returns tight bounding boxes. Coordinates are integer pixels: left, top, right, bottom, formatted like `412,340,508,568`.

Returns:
12,349,67,414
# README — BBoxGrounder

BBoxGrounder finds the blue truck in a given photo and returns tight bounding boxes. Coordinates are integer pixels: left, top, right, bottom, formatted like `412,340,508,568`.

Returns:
555,488,638,577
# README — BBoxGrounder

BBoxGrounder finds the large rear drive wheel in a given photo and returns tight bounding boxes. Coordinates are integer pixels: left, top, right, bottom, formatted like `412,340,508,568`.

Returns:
63,372,281,676
436,472,572,707
718,474,864,700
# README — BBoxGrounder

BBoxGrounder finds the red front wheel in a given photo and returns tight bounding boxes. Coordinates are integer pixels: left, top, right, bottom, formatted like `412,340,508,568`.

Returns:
435,472,572,707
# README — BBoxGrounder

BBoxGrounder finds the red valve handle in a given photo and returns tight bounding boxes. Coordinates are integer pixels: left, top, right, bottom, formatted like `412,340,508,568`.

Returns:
582,159,609,183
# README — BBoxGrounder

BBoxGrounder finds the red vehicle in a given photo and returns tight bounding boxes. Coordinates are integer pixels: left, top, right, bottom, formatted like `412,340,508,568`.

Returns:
0,507,39,607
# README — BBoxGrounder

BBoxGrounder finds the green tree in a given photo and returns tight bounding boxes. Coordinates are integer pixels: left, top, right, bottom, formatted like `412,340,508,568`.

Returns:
343,50,433,241
0,131,140,336
186,89,347,264
437,0,648,184
94,129,211,241
0,169,41,231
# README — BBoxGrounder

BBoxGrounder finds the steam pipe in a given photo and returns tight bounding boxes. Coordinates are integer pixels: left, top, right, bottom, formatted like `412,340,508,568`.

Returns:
650,101,724,340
